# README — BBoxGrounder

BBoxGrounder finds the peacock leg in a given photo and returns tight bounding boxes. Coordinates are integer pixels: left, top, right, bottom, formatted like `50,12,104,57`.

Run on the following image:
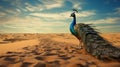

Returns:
78,40,83,49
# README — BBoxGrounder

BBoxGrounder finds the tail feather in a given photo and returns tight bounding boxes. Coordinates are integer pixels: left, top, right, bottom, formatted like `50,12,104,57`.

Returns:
75,23,120,60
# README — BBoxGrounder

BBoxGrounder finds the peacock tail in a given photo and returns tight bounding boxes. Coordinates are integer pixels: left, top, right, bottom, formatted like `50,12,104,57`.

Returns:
74,23,120,60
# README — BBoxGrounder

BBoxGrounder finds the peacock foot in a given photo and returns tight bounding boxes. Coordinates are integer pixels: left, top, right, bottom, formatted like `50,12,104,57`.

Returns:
74,45,83,50
78,46,83,49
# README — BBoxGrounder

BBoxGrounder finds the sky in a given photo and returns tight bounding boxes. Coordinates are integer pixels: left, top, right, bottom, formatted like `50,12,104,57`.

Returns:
0,0,120,33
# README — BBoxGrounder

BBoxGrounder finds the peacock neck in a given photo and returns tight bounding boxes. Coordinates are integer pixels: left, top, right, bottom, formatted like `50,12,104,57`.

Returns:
70,15,77,35
72,16,76,25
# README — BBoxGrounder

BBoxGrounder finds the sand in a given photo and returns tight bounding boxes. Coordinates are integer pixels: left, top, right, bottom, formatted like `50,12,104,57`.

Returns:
0,33,120,67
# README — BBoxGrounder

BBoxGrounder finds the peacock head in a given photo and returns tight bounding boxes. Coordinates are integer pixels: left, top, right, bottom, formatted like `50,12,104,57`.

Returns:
70,12,75,17
70,9,78,17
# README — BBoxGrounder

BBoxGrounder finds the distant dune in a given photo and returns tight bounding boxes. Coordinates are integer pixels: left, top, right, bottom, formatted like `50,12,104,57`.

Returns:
0,33,120,67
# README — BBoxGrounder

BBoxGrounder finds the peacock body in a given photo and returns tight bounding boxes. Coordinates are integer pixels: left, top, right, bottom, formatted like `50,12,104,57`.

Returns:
70,10,120,60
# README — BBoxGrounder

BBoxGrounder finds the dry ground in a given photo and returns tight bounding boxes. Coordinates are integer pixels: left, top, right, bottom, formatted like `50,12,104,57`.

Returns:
0,33,120,67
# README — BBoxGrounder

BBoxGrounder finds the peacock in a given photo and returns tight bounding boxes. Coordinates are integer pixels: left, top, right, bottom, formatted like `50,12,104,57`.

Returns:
70,9,120,60
70,9,83,49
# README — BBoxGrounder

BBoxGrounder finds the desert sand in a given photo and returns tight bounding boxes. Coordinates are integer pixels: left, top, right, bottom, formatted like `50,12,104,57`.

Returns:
0,33,120,67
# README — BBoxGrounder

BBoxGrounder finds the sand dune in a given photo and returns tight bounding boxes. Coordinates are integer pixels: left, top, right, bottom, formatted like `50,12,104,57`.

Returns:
0,33,120,67
0,39,39,54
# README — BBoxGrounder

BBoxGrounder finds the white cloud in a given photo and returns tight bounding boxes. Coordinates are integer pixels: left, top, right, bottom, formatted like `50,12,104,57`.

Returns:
2,0,64,12
0,12,6,17
25,6,35,12
29,12,68,20
25,0,64,12
16,9,21,13
96,25,120,33
108,7,120,15
97,25,120,29
67,0,82,10
1,0,82,13
5,9,21,16
29,10,95,20
114,7,120,15
25,3,44,12
3,0,22,9
85,17,120,24
0,16,69,33
45,3,63,9
73,3,81,10
77,10,95,17
41,0,64,9
24,0,82,12
11,0,22,6
0,0,22,16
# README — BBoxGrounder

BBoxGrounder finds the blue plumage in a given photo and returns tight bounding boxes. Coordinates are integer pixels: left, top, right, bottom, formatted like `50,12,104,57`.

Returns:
70,16,77,36
70,12,77,36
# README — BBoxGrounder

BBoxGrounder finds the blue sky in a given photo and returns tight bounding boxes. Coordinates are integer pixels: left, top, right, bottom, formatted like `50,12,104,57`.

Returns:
0,0,120,33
